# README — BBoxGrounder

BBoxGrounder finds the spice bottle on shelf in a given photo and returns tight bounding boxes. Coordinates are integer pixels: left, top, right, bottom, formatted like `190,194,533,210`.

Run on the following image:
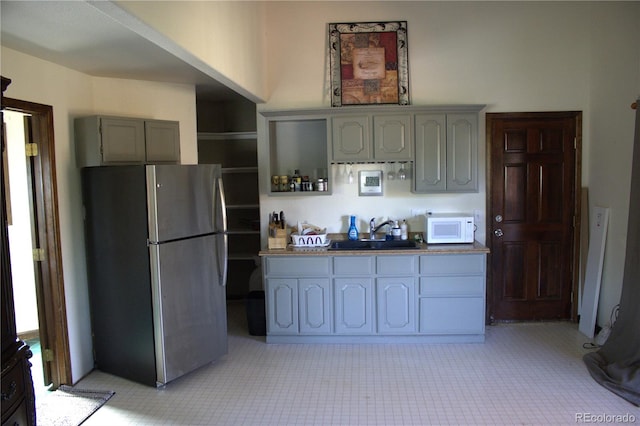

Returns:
279,175,288,192
292,169,302,191
347,215,359,241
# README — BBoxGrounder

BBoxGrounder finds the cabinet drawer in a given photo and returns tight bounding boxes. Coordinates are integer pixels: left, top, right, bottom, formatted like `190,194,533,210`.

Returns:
333,256,373,275
376,255,416,275
1,359,26,415
419,276,484,296
265,257,329,277
2,399,28,426
420,254,485,275
419,297,484,334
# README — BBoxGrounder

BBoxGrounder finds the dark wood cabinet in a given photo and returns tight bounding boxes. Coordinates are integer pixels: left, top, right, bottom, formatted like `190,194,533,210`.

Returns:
1,75,36,426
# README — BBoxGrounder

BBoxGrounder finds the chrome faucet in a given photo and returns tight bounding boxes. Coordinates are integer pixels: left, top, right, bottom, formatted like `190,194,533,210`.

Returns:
369,218,394,240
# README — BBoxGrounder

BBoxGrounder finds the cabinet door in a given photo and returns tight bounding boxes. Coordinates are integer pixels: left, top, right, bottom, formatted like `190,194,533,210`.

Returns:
331,116,371,162
446,113,477,192
266,279,298,334
376,277,415,334
145,120,180,163
100,117,146,164
373,114,412,161
299,279,331,334
414,114,446,192
334,278,373,334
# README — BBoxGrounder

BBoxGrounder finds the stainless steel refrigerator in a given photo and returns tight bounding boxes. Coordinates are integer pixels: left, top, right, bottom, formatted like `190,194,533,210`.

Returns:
81,164,228,387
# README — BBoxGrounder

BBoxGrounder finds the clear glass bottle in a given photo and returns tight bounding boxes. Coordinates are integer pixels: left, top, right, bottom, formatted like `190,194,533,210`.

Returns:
347,215,359,241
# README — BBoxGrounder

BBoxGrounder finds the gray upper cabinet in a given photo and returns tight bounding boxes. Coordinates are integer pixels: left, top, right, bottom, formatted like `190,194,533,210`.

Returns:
414,112,478,193
75,116,180,167
332,114,412,162
332,116,371,162
144,120,181,163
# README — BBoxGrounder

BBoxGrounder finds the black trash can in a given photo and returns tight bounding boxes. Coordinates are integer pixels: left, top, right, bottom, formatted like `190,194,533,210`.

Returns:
246,290,266,336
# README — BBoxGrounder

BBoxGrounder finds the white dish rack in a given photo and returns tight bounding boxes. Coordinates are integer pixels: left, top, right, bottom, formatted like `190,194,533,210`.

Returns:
290,232,328,247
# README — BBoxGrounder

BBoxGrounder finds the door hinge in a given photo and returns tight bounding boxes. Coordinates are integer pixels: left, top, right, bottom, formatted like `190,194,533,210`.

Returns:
42,348,54,362
574,137,577,150
33,248,46,262
25,143,39,157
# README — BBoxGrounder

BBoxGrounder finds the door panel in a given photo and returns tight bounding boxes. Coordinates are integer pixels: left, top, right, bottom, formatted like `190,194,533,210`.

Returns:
488,112,579,321
151,234,227,385
147,164,218,241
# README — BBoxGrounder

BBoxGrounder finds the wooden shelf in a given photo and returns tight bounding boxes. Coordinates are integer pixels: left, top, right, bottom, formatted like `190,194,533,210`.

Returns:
198,131,257,140
227,230,260,235
226,204,259,209
222,167,258,173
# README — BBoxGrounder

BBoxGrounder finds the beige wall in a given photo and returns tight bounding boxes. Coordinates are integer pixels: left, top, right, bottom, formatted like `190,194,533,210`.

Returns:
1,47,199,382
115,0,268,102
258,1,640,327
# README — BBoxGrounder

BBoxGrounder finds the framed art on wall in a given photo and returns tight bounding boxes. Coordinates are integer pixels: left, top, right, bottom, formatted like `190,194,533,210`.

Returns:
329,21,409,107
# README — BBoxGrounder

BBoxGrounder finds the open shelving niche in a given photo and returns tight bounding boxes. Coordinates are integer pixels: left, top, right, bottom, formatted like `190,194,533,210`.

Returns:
261,110,332,195
198,131,260,299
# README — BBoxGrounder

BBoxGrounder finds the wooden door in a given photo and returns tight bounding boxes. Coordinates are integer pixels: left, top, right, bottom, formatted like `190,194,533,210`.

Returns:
487,112,581,321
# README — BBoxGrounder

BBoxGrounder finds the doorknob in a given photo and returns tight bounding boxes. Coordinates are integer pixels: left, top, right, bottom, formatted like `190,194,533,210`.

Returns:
494,229,504,237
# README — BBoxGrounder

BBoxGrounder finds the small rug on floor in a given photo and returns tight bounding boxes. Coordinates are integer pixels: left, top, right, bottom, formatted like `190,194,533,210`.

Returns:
36,385,115,426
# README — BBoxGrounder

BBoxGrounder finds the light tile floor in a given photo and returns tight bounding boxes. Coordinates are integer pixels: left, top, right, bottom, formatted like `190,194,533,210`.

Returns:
47,302,639,425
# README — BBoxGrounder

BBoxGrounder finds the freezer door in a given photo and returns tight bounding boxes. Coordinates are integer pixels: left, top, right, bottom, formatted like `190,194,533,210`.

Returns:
150,234,228,386
147,164,222,242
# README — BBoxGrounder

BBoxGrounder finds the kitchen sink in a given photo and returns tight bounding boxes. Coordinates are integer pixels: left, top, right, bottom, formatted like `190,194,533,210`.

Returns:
329,240,419,250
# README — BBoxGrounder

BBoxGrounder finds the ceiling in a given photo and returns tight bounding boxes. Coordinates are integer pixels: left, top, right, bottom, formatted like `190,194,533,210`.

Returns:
0,1,251,103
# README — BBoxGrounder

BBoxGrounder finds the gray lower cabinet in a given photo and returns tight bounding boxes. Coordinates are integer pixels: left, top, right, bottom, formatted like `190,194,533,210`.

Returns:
299,278,331,334
262,252,485,342
264,257,330,335
377,277,416,334
376,255,416,334
418,254,486,335
334,277,373,334
266,278,297,334
333,256,374,334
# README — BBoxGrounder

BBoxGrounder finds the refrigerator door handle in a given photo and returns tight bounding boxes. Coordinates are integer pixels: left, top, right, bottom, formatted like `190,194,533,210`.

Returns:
217,176,228,287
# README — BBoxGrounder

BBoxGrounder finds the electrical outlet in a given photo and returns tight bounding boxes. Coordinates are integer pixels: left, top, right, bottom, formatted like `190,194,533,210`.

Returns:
473,209,482,222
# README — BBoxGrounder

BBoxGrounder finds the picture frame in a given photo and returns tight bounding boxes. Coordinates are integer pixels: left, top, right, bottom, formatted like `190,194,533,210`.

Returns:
329,21,409,107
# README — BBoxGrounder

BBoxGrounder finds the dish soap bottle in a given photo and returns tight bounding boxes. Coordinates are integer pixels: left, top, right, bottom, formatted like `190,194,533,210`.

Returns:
348,215,359,241
401,220,408,240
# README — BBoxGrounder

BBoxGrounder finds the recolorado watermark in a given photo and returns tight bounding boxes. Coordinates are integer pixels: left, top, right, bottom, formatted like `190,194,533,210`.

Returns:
576,412,637,423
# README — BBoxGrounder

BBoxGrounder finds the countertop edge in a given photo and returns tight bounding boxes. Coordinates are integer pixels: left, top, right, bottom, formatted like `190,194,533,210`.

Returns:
258,241,489,256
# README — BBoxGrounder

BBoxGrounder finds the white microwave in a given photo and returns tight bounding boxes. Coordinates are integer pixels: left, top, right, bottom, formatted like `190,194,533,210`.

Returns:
424,214,475,244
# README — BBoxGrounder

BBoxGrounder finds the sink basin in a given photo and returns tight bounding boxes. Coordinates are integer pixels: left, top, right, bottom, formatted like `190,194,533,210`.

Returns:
329,240,419,250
